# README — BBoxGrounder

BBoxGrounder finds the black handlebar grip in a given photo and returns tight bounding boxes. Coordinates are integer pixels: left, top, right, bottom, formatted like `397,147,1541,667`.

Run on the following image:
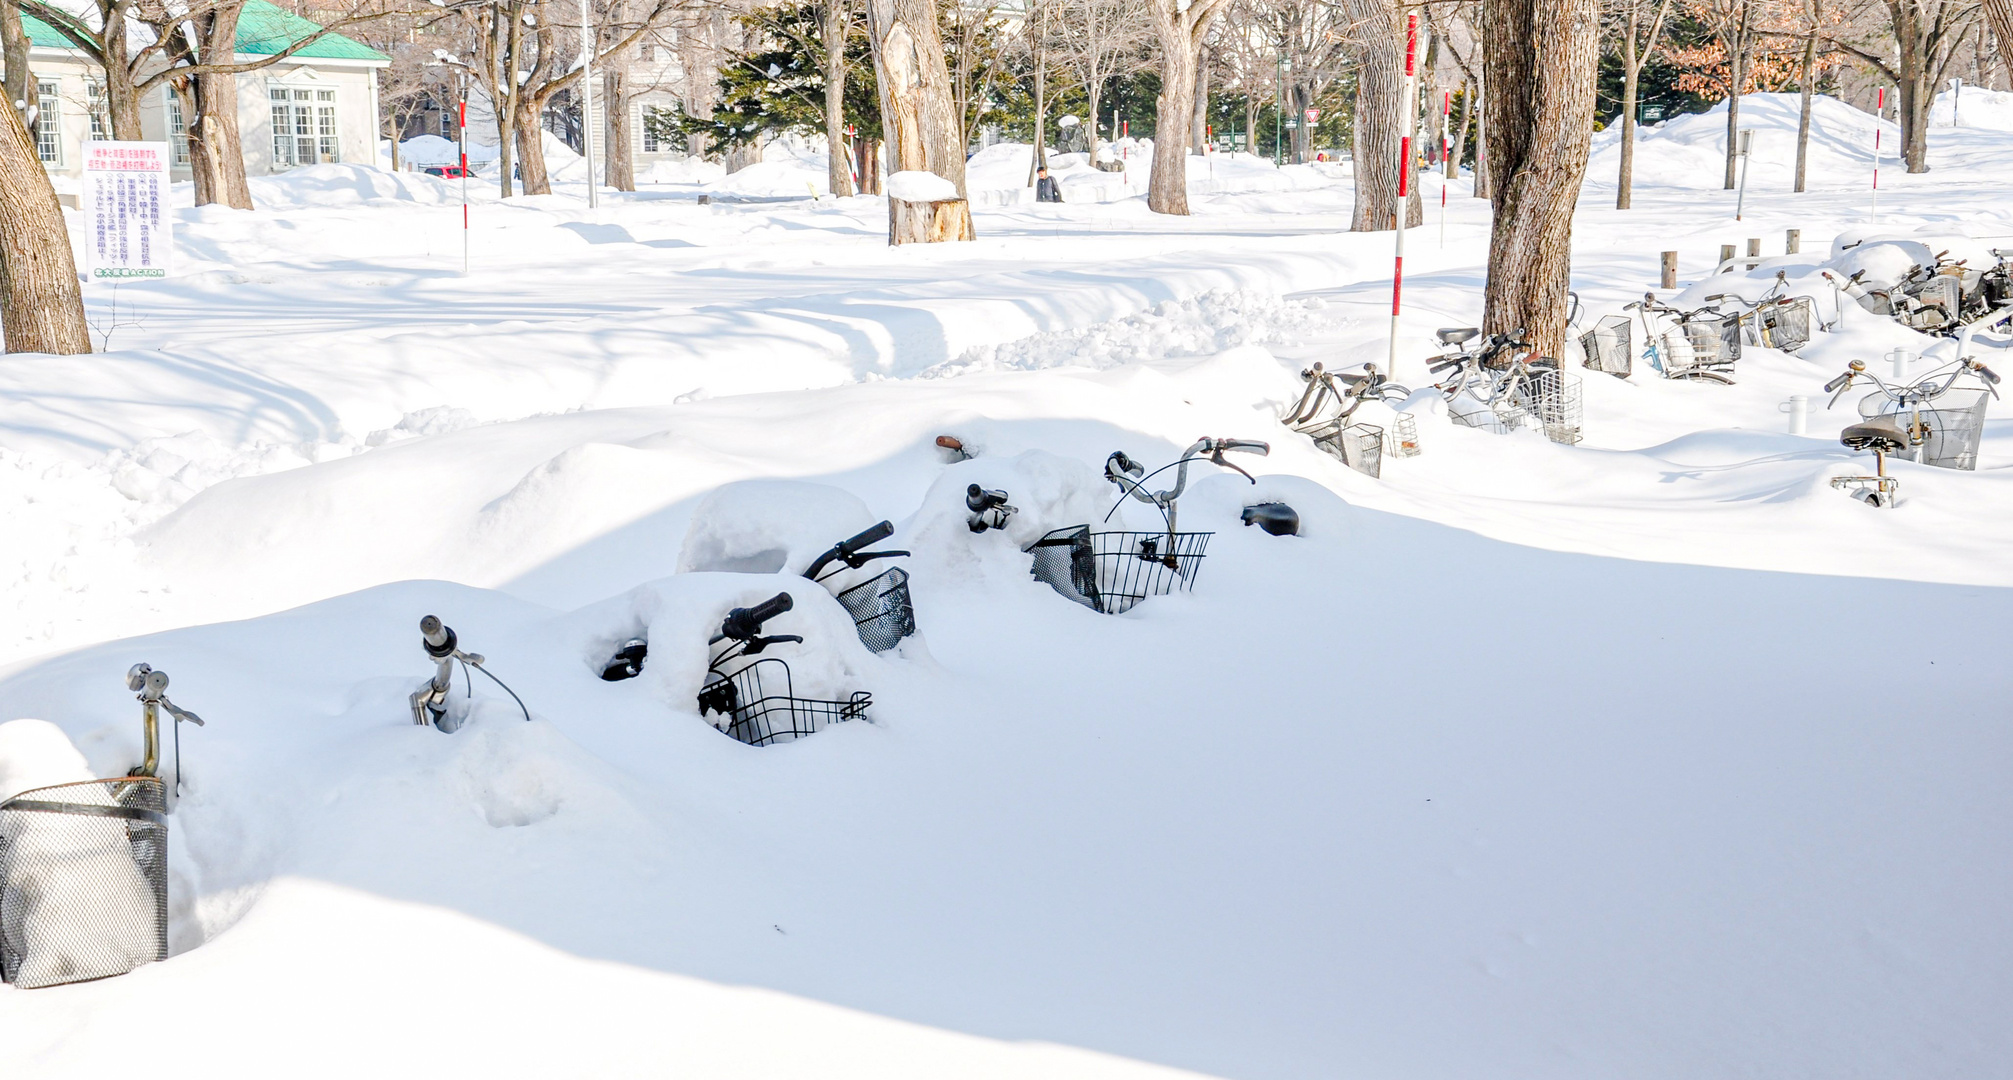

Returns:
1822,372,1853,393
966,484,1009,512
840,520,895,553
723,592,794,640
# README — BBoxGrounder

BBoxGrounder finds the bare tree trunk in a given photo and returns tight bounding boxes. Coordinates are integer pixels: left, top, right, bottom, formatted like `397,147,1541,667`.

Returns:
180,6,256,210
1028,46,1048,184
1985,0,2013,90
1,3,28,119
823,0,855,196
1721,3,1748,189
1086,83,1104,164
1245,95,1259,154
605,68,635,191
1448,81,1471,179
1794,26,1816,191
870,0,973,242
1191,46,1210,151
102,17,144,140
1472,70,1490,198
189,68,254,209
1147,26,1196,212
513,98,553,195
0,93,91,354
1617,11,1641,209
1349,0,1421,231
1482,0,1600,360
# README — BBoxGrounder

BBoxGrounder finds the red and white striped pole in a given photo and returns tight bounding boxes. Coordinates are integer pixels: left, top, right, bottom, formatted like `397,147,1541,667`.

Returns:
1387,12,1420,380
1870,87,1883,219
1439,88,1449,247
458,95,469,274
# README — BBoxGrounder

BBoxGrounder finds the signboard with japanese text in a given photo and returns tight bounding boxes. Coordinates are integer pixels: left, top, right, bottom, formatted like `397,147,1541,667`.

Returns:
83,141,172,280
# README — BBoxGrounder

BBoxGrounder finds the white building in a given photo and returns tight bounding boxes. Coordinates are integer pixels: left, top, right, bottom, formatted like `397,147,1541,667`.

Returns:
16,1,388,202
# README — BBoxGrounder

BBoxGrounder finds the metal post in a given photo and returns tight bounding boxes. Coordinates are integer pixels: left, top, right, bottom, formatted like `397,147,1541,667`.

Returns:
1734,128,1752,220
580,0,596,208
1661,251,1678,290
1387,13,1419,382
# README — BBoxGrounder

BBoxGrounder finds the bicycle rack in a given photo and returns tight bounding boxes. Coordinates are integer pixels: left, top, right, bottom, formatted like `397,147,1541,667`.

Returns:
698,658,871,746
1026,526,1210,615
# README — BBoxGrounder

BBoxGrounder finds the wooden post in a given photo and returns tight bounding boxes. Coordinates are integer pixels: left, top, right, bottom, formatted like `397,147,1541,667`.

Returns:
697,194,710,205
1785,228,1800,254
1719,243,1735,269
1747,237,1761,257
1661,251,1678,289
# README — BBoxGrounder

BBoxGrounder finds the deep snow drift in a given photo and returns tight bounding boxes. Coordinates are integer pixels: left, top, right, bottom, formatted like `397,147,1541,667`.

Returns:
0,95,2009,1079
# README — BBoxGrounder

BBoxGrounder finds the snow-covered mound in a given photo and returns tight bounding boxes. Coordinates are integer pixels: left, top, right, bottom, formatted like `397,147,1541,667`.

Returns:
1929,84,2013,129
390,134,503,168
1587,92,1891,190
245,164,473,209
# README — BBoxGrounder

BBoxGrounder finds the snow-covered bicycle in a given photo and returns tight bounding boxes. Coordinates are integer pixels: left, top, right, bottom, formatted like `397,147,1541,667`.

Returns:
697,591,870,746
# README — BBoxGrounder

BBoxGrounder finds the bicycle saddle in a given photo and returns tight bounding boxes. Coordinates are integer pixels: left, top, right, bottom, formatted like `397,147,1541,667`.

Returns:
1436,327,1481,345
1840,417,1910,454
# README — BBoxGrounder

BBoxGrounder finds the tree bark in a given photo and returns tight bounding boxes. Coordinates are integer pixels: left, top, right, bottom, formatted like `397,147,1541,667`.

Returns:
2,2,31,122
1448,81,1471,179
1618,60,1639,209
1349,0,1422,231
869,3,973,242
1482,0,1599,360
1191,45,1210,152
1794,25,1816,191
1721,1,1749,189
605,68,635,191
1472,69,1490,198
513,96,552,194
1145,0,1227,214
823,0,855,196
1985,0,2013,89
0,91,91,354
189,66,254,210
1027,39,1048,184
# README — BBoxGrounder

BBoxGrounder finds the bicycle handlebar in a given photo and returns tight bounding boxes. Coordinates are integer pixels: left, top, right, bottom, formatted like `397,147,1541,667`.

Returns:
419,615,457,659
720,592,793,641
1822,371,1854,393
1210,438,1270,456
804,520,906,580
967,484,1010,512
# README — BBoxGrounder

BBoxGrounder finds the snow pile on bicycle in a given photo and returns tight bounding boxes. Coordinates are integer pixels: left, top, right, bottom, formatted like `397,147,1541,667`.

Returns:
1,92,2011,1080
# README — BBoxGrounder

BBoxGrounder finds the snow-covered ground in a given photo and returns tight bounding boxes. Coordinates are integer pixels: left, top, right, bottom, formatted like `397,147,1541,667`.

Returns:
0,94,2008,1078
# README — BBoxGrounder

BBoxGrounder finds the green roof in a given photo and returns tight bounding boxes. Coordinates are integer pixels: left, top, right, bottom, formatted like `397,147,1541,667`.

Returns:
20,2,387,62
21,12,79,49
232,1,388,61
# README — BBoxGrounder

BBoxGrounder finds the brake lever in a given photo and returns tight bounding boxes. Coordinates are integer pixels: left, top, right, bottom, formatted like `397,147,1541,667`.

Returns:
742,634,804,656
842,548,910,569
1210,450,1257,484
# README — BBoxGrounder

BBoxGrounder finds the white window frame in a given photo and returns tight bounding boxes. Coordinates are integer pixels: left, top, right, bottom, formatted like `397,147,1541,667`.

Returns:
36,79,61,164
165,87,190,165
268,81,340,168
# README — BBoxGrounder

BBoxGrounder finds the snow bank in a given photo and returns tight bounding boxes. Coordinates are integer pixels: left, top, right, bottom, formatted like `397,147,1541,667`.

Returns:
1587,92,1890,191
639,156,728,185
247,164,471,209
393,134,503,168
1929,85,2013,130
677,481,878,577
886,170,959,202
706,140,834,197
0,719,95,804
926,289,1337,377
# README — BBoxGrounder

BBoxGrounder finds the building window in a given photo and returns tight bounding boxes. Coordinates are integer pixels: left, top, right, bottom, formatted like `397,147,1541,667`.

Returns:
86,82,108,140
440,106,457,137
166,89,190,164
638,42,652,61
36,80,60,163
270,86,339,168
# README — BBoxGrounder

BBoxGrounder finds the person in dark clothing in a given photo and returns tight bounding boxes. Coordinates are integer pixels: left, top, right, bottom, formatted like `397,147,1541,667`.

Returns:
1035,166,1064,203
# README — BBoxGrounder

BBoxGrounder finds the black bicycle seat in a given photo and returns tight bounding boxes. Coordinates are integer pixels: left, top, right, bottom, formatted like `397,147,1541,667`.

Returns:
1436,327,1481,346
1840,418,1910,454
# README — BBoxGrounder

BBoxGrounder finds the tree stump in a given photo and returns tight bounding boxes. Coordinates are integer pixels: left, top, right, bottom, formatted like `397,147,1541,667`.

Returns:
889,197,974,245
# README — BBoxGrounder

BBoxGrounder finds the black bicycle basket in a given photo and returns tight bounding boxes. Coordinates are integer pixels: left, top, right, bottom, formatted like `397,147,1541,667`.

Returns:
833,567,915,653
0,777,169,989
697,658,871,747
1026,525,1210,615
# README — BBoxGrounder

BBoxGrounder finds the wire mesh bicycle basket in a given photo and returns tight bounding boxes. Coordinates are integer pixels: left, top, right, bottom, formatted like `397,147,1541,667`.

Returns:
0,777,168,989
1385,412,1421,458
832,567,915,653
1668,315,1742,376
1579,315,1633,377
1745,297,1814,352
1448,396,1518,434
1308,420,1384,478
1530,369,1584,445
1865,389,1990,471
1026,526,1210,615
697,658,871,747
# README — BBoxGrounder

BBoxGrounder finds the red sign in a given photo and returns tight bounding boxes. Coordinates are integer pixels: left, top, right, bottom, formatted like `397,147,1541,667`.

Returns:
1304,108,1320,124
